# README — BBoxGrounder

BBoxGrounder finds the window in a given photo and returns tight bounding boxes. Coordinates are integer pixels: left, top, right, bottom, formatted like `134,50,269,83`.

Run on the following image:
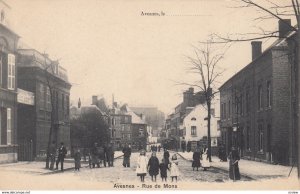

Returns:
127,134,131,139
228,100,231,118
267,81,271,108
62,94,64,112
246,91,250,114
66,95,70,117
235,96,239,115
246,126,250,150
258,124,264,152
139,128,144,137
224,103,226,119
46,87,51,110
121,125,125,131
240,95,243,115
191,126,197,136
7,108,11,145
7,54,15,90
258,85,262,110
191,117,196,121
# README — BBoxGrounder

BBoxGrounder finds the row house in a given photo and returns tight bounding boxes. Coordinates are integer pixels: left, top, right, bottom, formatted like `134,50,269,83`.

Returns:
0,2,19,163
17,49,71,159
219,19,296,165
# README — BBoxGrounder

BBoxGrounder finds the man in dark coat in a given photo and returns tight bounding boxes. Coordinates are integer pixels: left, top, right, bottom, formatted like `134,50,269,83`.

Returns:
55,142,67,171
192,148,202,171
122,143,131,167
163,148,170,166
228,147,241,181
106,143,115,167
49,141,56,170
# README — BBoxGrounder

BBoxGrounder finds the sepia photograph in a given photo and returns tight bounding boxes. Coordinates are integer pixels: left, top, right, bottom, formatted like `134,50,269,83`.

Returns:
0,0,299,192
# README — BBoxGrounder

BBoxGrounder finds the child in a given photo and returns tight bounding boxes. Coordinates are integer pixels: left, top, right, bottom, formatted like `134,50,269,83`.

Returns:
159,158,169,182
74,149,81,171
136,149,148,182
148,152,159,182
169,154,180,182
201,148,211,171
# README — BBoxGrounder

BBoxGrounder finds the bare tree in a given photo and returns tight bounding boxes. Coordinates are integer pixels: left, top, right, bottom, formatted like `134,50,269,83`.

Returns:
178,42,226,161
212,0,300,178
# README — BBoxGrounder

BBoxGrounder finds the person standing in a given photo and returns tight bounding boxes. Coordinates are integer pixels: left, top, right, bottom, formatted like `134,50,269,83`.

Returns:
228,147,241,181
169,154,180,182
107,143,115,167
163,148,170,166
122,143,132,167
136,150,148,182
201,147,211,171
192,147,201,171
159,158,169,182
74,148,81,171
91,142,100,168
55,142,67,171
147,152,159,182
49,141,56,170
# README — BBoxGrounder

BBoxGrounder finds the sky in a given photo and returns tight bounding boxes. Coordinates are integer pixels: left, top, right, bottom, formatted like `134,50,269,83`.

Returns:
5,0,294,115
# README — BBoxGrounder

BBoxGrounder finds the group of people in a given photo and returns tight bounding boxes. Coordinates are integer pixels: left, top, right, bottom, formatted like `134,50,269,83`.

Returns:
136,149,180,182
49,141,68,171
149,145,161,152
89,142,115,168
192,147,210,171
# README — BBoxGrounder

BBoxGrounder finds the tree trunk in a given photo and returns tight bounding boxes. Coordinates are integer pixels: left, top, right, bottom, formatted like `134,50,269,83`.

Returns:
207,98,212,162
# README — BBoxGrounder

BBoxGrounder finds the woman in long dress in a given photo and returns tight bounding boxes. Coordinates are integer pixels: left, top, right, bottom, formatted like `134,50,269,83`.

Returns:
136,150,148,182
201,148,210,171
228,147,241,181
192,148,202,171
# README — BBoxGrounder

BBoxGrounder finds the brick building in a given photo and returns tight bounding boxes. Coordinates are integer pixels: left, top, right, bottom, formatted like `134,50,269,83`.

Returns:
17,49,71,159
219,20,297,165
0,3,19,163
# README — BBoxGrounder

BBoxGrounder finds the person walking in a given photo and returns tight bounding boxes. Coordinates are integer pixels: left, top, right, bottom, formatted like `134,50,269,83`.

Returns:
147,152,159,182
228,146,241,181
74,148,81,171
192,147,202,171
122,143,132,167
49,141,56,170
55,142,67,171
169,154,180,182
159,158,169,182
136,150,148,182
163,148,170,166
201,147,210,171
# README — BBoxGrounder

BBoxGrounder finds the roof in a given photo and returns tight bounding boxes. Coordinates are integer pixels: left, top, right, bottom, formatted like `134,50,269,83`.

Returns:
121,104,145,124
219,30,296,90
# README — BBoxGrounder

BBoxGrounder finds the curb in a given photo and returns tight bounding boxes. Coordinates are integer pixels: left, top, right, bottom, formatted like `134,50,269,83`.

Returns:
176,152,255,181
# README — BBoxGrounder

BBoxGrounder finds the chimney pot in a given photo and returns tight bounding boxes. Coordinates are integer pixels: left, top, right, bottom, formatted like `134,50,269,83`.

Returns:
251,41,262,61
279,19,292,38
92,95,98,105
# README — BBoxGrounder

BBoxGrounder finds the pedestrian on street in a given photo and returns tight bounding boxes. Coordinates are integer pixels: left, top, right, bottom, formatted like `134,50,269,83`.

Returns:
163,148,170,166
219,144,227,162
103,143,108,167
55,142,67,171
107,143,115,167
136,149,148,182
192,147,202,171
91,142,100,168
147,152,159,182
74,148,81,171
122,143,132,167
158,145,161,152
169,154,180,182
159,158,169,182
228,146,241,181
201,147,210,171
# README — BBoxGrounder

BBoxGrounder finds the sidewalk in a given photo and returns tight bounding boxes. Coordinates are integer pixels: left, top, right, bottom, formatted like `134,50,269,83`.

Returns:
0,151,124,175
177,151,298,180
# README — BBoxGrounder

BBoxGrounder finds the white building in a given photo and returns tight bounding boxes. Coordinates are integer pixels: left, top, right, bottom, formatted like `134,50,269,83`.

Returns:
181,104,220,151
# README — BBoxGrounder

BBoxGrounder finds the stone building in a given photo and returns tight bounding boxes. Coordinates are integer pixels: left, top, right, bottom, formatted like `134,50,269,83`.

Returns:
219,19,296,165
17,49,71,159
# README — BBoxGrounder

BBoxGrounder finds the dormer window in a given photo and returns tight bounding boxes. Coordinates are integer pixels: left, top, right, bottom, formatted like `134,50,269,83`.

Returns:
191,117,196,121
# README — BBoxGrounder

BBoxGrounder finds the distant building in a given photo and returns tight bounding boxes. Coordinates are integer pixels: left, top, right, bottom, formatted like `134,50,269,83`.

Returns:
219,19,297,165
0,0,19,163
181,105,219,152
17,49,71,159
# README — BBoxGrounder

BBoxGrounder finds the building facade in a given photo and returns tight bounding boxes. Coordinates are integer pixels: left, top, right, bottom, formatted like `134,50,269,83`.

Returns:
0,1,19,163
219,20,296,165
17,49,71,159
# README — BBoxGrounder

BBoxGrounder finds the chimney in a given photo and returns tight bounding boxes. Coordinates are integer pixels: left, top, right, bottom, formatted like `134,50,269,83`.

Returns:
189,87,194,94
92,95,98,105
251,41,262,61
279,19,292,38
